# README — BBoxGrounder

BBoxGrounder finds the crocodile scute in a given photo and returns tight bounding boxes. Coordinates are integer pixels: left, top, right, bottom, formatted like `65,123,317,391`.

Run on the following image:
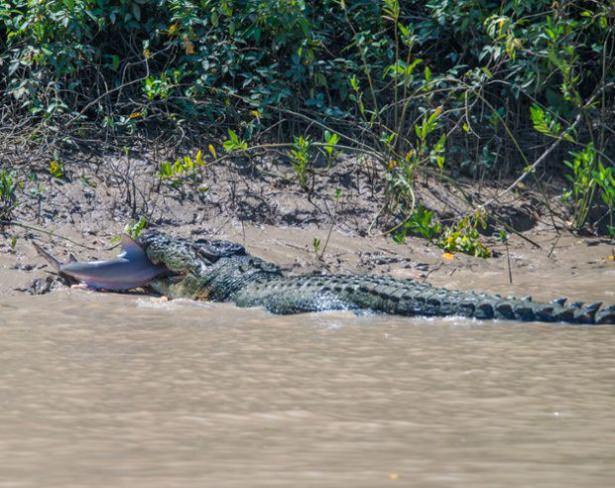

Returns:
138,231,615,324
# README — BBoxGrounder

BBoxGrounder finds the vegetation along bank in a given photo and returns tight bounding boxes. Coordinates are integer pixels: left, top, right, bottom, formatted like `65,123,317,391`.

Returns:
0,1,613,262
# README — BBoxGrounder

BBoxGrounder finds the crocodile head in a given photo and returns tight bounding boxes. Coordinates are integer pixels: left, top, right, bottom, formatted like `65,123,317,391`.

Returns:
138,231,247,298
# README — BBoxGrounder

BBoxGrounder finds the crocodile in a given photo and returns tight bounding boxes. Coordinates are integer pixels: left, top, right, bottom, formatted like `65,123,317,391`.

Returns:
132,231,614,324
34,230,615,324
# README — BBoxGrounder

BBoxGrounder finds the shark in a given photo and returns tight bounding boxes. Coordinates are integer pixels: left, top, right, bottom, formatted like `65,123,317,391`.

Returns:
33,235,167,290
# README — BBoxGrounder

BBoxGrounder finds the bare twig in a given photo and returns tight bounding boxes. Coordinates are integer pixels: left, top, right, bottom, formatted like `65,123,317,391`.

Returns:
1,220,96,250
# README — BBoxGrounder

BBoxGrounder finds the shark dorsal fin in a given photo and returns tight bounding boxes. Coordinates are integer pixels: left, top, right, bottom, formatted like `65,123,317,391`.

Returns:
119,234,146,260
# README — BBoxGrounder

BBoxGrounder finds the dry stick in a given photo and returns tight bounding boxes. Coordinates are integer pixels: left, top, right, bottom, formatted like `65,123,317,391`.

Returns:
421,263,443,283
318,221,336,261
0,220,96,250
478,115,582,212
341,8,384,130
547,233,561,259
505,238,513,285
489,79,615,167
499,220,541,249
65,76,148,128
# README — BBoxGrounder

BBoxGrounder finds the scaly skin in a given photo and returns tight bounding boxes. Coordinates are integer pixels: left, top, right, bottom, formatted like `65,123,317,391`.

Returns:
139,231,615,324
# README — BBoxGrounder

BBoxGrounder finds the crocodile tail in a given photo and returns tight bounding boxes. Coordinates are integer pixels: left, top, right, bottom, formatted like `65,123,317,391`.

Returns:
378,279,615,324
238,274,615,324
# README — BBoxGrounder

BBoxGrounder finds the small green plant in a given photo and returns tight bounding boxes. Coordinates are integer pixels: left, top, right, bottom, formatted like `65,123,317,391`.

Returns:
143,75,172,101
497,229,513,284
393,205,441,243
386,107,445,211
312,237,321,255
159,150,206,187
49,160,64,179
9,234,18,251
109,217,148,247
497,229,508,242
124,216,148,239
562,143,598,230
392,206,491,258
25,172,46,220
80,175,97,188
223,130,248,153
323,130,340,165
593,162,615,236
0,168,18,222
529,104,570,140
289,136,311,190
437,213,492,258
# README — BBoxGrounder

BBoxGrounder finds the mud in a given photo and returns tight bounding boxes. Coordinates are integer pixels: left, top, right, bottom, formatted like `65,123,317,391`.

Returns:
2,219,614,308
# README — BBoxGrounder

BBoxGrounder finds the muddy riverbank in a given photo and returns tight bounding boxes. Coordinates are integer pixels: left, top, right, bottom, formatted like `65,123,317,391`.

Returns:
1,152,613,303
1,220,614,308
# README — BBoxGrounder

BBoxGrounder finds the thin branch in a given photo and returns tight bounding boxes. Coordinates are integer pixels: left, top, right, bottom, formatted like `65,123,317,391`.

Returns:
1,220,96,250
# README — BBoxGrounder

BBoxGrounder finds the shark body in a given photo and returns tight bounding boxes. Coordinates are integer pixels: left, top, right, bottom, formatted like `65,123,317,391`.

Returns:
34,235,167,290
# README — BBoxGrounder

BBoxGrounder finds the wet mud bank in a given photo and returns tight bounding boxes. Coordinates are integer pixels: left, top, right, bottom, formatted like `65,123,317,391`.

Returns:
2,221,614,310
1,152,613,306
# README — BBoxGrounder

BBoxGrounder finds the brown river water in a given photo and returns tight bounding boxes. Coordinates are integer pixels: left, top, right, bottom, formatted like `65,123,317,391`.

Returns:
1,289,615,488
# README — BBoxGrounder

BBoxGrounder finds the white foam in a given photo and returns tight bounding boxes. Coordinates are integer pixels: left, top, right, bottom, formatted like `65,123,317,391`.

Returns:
135,297,213,310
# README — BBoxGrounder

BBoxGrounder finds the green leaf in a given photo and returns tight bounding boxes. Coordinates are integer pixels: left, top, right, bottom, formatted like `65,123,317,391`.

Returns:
530,104,562,138
49,160,64,179
223,129,248,153
424,66,432,82
124,216,148,239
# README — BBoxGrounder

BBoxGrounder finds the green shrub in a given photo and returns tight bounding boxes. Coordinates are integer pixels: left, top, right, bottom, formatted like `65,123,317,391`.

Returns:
0,167,18,221
0,0,612,234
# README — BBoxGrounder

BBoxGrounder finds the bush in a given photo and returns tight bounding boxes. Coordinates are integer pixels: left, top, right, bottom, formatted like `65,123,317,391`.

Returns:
0,0,613,233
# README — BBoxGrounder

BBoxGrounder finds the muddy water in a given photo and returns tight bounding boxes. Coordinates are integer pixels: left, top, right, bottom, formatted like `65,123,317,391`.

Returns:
1,291,615,488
